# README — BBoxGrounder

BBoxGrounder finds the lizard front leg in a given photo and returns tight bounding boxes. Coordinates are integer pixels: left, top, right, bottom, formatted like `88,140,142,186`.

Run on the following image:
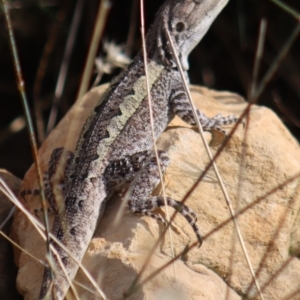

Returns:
170,86,238,135
104,151,202,245
20,147,74,217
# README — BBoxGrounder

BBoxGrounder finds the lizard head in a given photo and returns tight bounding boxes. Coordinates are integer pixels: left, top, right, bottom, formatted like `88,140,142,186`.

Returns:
148,0,230,70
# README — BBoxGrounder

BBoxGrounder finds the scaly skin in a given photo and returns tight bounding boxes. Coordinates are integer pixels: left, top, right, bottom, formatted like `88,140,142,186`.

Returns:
38,0,234,298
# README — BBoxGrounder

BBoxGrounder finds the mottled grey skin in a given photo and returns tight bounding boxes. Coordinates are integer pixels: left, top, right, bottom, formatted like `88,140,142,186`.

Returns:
38,0,235,298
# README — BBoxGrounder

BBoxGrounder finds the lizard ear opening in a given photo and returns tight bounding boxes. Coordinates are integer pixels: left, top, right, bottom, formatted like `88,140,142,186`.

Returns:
175,22,185,32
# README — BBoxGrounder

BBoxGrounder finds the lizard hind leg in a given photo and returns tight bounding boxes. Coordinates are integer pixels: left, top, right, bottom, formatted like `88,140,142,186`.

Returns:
127,151,202,246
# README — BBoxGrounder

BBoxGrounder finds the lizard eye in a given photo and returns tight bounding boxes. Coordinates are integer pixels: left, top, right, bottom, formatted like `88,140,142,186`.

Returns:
175,22,185,32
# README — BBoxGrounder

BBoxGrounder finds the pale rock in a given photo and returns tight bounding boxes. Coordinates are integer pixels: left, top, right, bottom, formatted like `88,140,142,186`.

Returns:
11,84,300,299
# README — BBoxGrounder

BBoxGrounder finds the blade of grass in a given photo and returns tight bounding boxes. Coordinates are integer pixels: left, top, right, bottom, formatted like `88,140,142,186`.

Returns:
0,178,108,299
165,27,265,300
1,0,53,281
226,18,267,299
139,0,177,281
125,3,300,298
124,172,300,298
249,19,267,100
33,2,68,143
252,23,300,102
269,0,300,20
46,0,84,134
126,0,139,55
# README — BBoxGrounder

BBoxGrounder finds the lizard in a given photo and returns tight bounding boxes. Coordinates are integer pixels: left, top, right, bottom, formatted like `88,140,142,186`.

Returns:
31,0,237,298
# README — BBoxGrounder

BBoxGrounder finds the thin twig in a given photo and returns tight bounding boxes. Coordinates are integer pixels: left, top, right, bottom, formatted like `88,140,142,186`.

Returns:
0,178,108,299
1,0,53,282
226,18,267,299
165,28,265,300
127,173,300,296
251,23,300,102
139,0,177,281
0,230,47,266
77,0,112,98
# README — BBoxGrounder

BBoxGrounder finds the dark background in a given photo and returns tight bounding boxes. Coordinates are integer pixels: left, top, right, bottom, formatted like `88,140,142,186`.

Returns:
0,0,299,178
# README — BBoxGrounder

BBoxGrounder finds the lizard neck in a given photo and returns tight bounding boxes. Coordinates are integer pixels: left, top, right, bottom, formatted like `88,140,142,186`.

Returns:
145,4,178,70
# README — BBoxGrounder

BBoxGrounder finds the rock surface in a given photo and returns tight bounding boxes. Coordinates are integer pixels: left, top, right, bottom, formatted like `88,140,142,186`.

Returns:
11,84,300,299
